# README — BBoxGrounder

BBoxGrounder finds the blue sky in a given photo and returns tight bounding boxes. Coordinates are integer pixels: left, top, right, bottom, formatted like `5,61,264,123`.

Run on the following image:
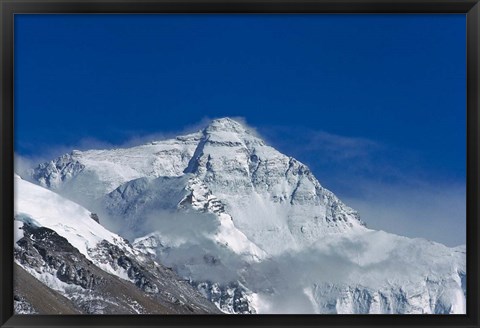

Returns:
14,14,466,246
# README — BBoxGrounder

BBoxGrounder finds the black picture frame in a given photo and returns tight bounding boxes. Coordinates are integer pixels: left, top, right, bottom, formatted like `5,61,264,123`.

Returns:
1,1,479,327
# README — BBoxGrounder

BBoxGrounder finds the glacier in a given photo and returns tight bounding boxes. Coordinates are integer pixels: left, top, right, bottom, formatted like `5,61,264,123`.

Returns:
24,117,466,314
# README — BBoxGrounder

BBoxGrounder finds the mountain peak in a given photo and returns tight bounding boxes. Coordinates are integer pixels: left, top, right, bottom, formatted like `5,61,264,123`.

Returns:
205,117,248,134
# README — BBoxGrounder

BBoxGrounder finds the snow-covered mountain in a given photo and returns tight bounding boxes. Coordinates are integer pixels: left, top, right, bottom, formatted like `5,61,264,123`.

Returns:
25,117,466,314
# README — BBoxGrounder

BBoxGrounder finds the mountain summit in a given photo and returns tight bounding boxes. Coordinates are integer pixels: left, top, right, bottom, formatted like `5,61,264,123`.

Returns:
26,118,466,314
205,117,252,134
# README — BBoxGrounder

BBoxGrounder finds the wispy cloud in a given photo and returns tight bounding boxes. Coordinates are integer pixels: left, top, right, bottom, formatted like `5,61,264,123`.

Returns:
301,130,381,161
258,125,381,159
338,178,466,247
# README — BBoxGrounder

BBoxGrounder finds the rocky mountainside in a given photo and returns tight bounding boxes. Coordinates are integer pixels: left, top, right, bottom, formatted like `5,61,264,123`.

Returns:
25,118,466,314
14,175,221,314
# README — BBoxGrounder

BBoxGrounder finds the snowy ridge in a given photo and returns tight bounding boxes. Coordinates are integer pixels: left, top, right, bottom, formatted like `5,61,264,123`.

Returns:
31,132,203,203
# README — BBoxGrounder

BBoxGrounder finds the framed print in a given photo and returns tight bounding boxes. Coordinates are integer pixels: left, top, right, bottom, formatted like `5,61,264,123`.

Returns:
1,0,479,327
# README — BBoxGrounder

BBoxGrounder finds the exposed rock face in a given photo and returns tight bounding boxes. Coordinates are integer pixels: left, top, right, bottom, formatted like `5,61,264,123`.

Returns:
13,295,38,315
26,118,466,314
90,213,100,223
14,221,220,314
32,152,85,190
16,224,101,289
194,281,256,314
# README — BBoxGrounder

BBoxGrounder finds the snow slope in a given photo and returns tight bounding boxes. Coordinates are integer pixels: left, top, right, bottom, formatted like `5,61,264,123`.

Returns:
15,174,130,271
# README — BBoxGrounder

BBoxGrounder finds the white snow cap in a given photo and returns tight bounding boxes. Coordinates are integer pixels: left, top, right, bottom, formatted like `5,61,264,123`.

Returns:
206,117,249,133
